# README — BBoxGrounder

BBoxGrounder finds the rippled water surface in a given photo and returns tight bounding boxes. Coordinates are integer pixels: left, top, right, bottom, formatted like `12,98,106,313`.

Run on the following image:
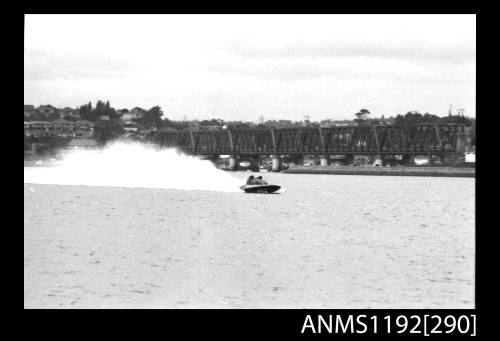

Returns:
24,172,475,308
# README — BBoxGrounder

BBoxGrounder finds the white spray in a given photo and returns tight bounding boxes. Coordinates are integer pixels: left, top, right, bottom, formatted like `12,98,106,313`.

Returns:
23,141,242,192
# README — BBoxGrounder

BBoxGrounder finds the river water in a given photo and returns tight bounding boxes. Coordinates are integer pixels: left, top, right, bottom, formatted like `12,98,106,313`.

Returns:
24,171,475,308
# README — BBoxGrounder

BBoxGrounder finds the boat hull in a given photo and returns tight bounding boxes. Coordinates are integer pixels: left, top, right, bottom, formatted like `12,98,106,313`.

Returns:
240,184,281,193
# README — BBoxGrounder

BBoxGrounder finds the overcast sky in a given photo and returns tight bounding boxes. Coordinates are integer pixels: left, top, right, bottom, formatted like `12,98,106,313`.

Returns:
24,14,476,122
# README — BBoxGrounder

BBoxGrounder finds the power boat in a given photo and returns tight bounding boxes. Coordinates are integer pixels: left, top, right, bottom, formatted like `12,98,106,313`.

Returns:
240,184,281,194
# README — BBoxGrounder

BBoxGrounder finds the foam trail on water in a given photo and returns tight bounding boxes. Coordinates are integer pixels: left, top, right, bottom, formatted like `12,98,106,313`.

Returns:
24,141,242,192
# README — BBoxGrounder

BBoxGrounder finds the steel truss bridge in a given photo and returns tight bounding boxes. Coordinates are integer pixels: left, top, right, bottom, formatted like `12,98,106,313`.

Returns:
154,124,466,156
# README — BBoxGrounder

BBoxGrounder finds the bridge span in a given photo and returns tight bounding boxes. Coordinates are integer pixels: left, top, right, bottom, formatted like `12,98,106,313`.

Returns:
153,124,470,170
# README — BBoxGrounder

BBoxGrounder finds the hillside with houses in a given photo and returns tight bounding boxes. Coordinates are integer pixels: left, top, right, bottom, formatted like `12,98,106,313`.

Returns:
24,102,160,156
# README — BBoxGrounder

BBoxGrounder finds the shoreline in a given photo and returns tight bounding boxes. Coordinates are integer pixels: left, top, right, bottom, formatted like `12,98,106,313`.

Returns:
282,165,475,178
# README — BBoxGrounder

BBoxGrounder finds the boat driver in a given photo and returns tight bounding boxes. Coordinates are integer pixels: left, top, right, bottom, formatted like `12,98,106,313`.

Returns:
253,176,268,185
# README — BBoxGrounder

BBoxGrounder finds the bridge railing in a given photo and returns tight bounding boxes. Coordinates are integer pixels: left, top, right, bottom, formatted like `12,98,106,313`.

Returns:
156,124,465,155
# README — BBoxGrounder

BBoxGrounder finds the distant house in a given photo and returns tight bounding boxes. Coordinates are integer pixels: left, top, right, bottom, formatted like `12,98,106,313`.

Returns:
24,105,35,116
52,118,76,129
99,115,110,120
29,121,52,129
50,118,76,137
27,121,52,137
121,110,145,122
36,105,57,115
75,120,94,129
24,121,31,135
74,129,93,139
46,118,95,138
74,120,94,139
60,107,80,119
123,121,140,132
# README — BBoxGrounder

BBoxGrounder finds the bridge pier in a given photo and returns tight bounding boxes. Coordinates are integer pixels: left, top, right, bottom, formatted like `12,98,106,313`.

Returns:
372,155,384,167
228,156,237,171
320,156,328,166
271,155,281,172
456,132,469,153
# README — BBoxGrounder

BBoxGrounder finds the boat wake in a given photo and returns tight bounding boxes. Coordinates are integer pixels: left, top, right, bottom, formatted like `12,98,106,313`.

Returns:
23,141,242,192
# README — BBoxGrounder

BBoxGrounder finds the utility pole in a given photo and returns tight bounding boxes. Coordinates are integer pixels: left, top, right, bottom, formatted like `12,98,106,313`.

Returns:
457,108,465,117
258,115,265,126
448,104,453,116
